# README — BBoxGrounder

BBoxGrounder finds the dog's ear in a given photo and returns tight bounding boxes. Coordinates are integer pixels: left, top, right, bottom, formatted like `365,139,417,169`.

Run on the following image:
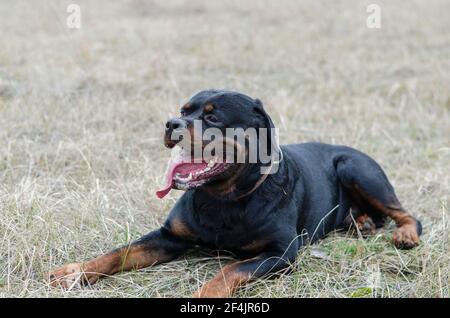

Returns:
253,99,282,173
254,99,275,130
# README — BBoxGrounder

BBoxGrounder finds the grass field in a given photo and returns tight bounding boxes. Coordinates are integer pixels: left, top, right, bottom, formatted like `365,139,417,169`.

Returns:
0,0,449,298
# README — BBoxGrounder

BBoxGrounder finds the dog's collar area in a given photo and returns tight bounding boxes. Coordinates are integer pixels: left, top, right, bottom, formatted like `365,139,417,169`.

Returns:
234,160,278,200
235,171,271,200
234,149,284,200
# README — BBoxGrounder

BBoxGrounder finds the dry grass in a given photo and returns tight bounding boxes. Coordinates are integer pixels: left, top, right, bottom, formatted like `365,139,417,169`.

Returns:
0,0,449,298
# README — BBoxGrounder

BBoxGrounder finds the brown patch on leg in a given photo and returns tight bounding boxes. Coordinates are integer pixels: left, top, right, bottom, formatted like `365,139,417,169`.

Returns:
47,244,170,288
111,244,171,272
354,185,420,249
193,261,252,298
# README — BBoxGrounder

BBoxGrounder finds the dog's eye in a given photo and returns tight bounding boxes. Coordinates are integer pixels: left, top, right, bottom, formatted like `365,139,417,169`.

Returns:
204,114,219,123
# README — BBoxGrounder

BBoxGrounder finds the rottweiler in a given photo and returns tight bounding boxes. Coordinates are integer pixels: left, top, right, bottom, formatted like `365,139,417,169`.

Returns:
47,90,422,297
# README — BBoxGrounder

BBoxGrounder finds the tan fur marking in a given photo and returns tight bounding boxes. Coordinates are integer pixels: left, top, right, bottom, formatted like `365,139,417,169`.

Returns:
204,104,214,112
182,103,192,110
354,213,376,235
193,261,253,298
47,244,169,288
353,184,420,248
170,218,198,240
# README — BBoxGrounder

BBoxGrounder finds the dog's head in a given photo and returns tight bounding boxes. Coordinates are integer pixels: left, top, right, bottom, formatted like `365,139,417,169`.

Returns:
157,89,280,199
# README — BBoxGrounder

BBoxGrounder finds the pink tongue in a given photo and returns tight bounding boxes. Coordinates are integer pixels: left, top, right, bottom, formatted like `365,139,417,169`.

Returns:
155,185,173,199
156,161,179,199
156,161,208,199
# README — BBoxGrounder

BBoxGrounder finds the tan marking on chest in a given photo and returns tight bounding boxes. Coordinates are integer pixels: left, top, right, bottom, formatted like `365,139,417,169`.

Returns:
170,218,198,240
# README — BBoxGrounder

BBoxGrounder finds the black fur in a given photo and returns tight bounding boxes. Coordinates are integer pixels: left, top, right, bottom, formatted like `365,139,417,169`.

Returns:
137,90,422,287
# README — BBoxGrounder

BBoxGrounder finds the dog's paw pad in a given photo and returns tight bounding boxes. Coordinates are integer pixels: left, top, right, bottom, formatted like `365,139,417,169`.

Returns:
392,225,420,249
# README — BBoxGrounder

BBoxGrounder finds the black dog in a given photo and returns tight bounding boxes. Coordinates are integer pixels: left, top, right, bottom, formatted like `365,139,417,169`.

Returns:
48,90,422,297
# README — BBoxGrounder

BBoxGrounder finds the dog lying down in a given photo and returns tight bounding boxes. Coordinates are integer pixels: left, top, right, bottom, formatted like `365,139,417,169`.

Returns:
47,90,422,297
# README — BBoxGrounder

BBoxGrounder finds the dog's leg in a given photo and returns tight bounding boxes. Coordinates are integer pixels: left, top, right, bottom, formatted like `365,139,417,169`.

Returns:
342,206,378,236
193,252,295,298
336,155,422,249
353,184,422,249
354,212,377,236
47,228,189,288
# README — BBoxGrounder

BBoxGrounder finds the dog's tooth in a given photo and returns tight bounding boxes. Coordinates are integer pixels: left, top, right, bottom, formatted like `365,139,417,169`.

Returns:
188,172,193,180
208,159,214,168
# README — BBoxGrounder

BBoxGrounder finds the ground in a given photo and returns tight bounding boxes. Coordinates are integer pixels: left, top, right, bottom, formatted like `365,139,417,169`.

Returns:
0,0,448,298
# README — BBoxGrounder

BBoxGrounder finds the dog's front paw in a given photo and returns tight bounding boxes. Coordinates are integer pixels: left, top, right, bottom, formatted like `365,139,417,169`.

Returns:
46,263,98,289
392,225,420,249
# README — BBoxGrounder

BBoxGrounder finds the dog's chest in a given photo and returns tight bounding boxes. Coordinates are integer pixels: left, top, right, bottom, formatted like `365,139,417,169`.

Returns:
191,200,270,252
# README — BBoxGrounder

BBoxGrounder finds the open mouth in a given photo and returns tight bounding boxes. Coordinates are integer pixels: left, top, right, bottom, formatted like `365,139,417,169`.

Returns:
156,155,231,199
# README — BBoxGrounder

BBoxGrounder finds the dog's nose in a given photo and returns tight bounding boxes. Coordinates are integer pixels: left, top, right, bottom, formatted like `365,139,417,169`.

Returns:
164,118,187,148
165,118,187,131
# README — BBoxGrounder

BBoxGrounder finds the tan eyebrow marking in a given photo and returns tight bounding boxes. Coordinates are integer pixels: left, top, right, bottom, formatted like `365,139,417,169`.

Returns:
181,103,192,111
204,104,214,112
